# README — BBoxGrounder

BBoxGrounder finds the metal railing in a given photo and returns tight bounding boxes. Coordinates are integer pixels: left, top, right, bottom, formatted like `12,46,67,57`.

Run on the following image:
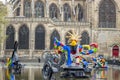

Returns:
5,17,90,27
53,21,90,26
5,17,49,22
49,18,90,26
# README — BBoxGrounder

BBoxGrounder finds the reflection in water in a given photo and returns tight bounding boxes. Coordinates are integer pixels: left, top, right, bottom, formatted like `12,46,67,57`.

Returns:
34,68,42,80
0,67,120,80
5,68,29,80
113,69,120,80
94,69,107,79
6,69,15,80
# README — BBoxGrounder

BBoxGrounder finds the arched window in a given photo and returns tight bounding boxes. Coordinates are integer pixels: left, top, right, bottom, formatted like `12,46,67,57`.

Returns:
16,7,20,16
35,1,44,17
65,30,72,45
6,25,15,49
19,25,29,49
35,25,45,50
50,30,60,49
99,0,116,28
75,4,84,21
24,1,32,17
80,31,89,45
63,3,71,21
49,3,59,19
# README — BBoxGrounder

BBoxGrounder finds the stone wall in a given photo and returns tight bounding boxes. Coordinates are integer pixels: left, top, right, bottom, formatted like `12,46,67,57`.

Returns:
2,0,120,58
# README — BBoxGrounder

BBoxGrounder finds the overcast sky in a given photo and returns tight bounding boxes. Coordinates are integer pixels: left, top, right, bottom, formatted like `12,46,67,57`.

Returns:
0,0,10,4
0,0,5,4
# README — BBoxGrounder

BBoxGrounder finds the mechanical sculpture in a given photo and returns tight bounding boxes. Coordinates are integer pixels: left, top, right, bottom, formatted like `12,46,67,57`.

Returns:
42,30,98,79
6,41,22,74
92,55,108,68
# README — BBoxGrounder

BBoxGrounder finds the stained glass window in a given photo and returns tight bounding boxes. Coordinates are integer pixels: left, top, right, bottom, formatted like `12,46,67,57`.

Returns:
49,3,59,19
80,31,89,45
63,3,71,21
75,4,83,21
6,25,15,49
35,1,44,17
16,7,20,16
19,25,29,49
24,1,32,17
35,25,45,50
99,0,116,28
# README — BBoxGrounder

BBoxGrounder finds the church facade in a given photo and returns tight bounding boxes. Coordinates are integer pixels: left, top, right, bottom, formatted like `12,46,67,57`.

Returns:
2,0,120,58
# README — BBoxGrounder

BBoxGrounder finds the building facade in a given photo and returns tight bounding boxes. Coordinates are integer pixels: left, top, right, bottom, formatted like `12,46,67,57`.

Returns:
2,0,120,58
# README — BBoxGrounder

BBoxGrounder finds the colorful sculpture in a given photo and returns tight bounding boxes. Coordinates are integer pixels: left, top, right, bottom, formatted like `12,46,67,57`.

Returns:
54,30,98,67
92,55,108,68
6,41,22,74
6,69,15,80
7,41,18,68
42,30,98,79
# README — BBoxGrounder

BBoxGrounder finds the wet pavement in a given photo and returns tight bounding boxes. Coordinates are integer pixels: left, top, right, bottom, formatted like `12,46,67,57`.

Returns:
0,66,120,80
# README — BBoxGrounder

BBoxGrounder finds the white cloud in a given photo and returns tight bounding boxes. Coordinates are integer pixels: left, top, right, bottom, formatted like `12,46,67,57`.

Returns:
0,0,10,4
0,0,6,4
